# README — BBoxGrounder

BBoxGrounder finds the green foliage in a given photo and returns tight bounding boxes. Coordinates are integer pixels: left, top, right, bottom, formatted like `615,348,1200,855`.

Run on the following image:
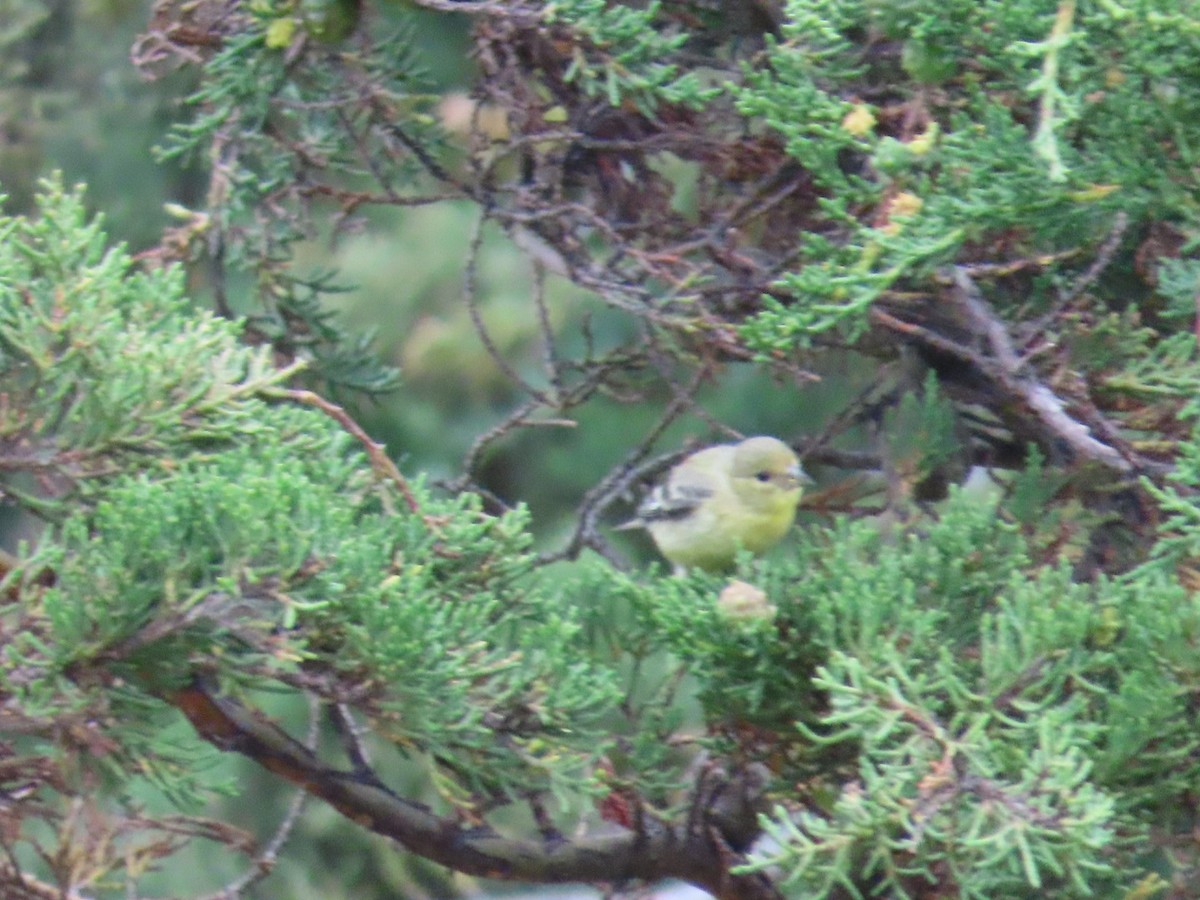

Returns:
565,476,1200,895
726,493,1200,897
733,0,1200,347
732,4,865,195
0,178,297,510
1144,421,1200,563
157,8,435,393
9,1,1200,898
5,181,1200,893
880,372,963,490
546,0,720,110
606,562,829,739
0,183,620,824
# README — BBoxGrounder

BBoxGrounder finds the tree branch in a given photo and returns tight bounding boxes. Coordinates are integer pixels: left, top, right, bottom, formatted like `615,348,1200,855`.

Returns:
167,684,783,900
872,269,1152,474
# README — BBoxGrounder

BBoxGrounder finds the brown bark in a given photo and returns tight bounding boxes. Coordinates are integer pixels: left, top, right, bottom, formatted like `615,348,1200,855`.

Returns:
169,685,784,900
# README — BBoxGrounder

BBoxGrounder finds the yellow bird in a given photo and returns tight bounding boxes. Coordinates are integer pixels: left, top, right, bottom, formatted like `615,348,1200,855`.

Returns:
619,436,810,572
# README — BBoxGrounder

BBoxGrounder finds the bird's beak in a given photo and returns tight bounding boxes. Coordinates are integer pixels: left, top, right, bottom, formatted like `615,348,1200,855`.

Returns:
788,464,814,487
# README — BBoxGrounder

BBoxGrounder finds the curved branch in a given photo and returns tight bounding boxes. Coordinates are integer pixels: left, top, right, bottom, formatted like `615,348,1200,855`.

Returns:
872,268,1164,475
168,684,783,900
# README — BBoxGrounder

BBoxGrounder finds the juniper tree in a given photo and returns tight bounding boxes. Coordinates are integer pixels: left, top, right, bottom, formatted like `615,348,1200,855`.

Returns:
4,1,1200,898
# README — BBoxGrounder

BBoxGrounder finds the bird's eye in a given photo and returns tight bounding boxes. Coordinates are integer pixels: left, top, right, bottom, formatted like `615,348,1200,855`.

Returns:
755,471,772,482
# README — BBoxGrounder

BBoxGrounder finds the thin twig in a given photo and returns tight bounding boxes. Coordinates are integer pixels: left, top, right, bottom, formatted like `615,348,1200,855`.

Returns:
198,696,318,900
1058,211,1128,306
464,214,549,400
330,703,380,783
449,399,541,492
531,262,564,403
279,389,423,513
538,364,710,566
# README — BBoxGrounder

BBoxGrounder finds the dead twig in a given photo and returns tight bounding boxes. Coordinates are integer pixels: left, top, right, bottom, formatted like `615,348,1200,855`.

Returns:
279,389,424,514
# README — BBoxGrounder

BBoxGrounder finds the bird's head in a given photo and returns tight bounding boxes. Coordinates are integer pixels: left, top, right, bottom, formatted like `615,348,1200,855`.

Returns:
729,436,811,512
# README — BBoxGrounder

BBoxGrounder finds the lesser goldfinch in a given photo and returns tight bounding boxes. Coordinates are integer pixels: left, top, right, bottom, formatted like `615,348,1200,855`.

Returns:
619,436,809,572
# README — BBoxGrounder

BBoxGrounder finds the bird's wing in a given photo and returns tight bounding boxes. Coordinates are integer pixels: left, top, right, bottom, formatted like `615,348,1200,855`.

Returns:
617,444,732,528
633,480,714,523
